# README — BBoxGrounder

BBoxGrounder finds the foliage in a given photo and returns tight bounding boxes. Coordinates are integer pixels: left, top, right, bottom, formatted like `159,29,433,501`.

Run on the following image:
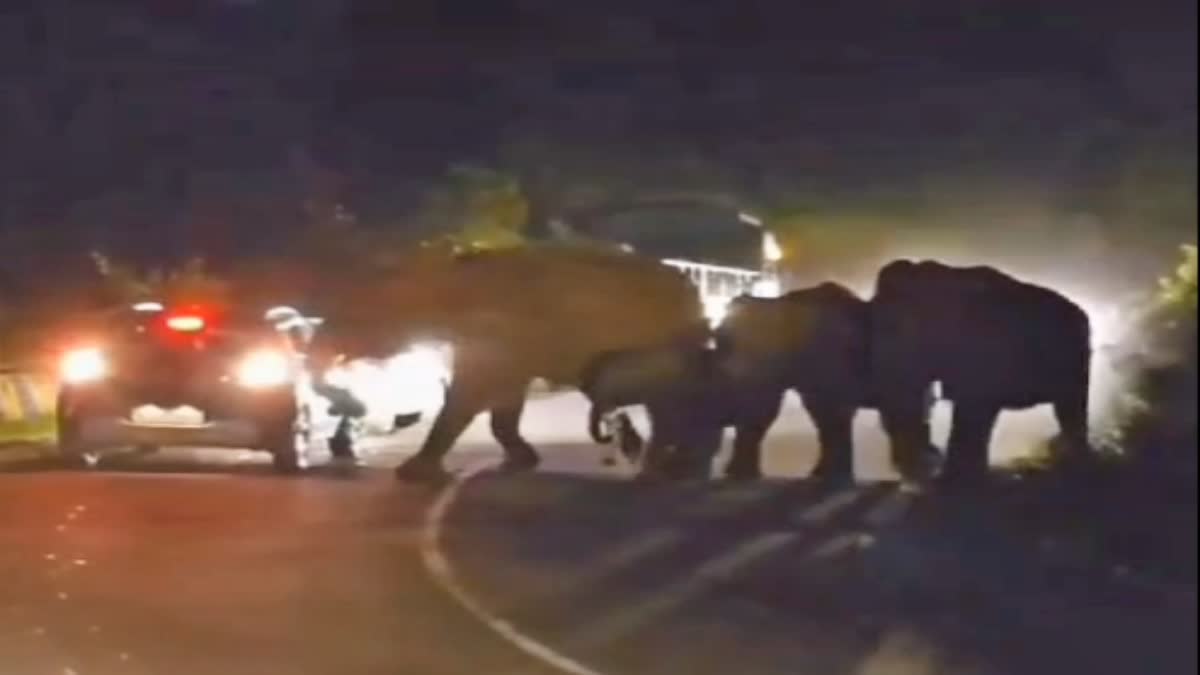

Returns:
0,253,235,366
415,165,530,251
90,254,233,307
1108,245,1198,473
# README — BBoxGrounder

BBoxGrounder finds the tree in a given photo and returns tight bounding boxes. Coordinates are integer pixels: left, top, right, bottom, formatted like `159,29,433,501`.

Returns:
414,164,530,251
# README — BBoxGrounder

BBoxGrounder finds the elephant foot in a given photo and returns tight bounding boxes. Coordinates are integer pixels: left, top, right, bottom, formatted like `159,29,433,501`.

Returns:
394,456,452,485
499,451,541,474
661,454,711,481
637,456,694,482
896,445,943,484
809,467,855,487
935,469,991,494
634,466,674,483
723,462,763,482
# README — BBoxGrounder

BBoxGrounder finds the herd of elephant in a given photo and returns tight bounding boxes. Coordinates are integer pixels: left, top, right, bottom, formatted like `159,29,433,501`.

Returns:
381,257,1093,486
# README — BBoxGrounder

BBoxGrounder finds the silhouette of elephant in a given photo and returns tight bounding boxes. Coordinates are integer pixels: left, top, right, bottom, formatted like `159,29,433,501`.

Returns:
715,283,939,481
582,283,939,482
581,341,783,479
870,259,1092,485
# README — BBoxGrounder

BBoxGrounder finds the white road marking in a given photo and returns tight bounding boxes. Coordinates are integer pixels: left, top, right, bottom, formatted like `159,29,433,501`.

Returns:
862,489,916,528
806,531,874,561
792,488,863,525
568,531,799,648
422,461,609,675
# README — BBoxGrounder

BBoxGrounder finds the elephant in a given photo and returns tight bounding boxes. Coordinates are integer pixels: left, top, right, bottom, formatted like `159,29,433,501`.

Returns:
582,283,939,482
715,282,940,482
870,259,1093,485
580,340,784,479
263,243,709,483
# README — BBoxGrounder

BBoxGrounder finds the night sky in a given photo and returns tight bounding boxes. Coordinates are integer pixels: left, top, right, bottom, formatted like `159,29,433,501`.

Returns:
0,0,1195,267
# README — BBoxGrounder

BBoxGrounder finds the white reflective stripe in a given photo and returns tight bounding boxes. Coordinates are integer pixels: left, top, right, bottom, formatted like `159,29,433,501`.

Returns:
792,488,863,525
862,489,916,528
422,462,609,675
805,531,872,560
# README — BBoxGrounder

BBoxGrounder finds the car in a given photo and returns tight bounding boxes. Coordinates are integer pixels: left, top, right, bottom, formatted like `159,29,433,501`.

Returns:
55,302,343,472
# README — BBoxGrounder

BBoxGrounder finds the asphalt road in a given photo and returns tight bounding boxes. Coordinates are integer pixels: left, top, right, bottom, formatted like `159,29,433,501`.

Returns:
2,393,1193,675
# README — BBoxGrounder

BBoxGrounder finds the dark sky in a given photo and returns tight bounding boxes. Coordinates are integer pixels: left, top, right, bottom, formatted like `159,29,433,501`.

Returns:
0,0,1195,263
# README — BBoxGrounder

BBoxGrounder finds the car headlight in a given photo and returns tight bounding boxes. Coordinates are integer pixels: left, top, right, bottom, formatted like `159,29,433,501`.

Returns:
386,344,452,385
236,349,292,388
61,347,108,384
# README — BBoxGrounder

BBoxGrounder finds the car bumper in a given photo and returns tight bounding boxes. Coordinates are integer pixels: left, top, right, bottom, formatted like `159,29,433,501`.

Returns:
73,417,267,449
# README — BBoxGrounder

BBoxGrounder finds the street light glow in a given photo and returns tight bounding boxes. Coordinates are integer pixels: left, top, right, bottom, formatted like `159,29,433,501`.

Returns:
763,232,783,262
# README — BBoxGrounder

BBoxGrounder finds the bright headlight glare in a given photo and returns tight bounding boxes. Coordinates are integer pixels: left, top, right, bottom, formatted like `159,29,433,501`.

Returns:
61,347,108,383
703,298,729,327
323,365,351,388
762,232,783,262
236,349,291,388
387,344,452,383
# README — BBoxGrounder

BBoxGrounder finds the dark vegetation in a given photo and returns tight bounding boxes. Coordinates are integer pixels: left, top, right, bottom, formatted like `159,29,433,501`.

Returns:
1002,246,1197,585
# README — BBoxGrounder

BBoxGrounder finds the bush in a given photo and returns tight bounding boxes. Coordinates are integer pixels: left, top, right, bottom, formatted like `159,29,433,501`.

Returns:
1109,245,1197,479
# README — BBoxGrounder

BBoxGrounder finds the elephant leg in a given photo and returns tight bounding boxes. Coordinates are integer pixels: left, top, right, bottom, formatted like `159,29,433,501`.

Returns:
639,436,675,480
805,398,855,484
614,413,647,463
670,421,722,480
724,389,785,480
941,401,1001,485
1053,386,1092,460
638,403,681,480
395,382,485,483
490,390,541,473
881,398,938,483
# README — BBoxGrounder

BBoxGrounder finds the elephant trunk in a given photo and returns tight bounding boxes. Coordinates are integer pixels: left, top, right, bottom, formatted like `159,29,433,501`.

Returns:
589,402,615,443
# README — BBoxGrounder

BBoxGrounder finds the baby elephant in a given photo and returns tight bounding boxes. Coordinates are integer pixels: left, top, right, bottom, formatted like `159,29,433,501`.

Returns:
580,341,784,479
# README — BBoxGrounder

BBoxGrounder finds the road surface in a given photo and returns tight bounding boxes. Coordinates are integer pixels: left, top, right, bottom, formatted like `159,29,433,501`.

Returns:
2,393,1194,674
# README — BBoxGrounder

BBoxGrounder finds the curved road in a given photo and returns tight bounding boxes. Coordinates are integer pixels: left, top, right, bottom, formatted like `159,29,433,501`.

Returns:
0,463,564,675
2,393,1193,675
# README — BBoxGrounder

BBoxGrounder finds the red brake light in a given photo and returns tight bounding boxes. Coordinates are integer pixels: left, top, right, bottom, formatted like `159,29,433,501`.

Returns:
166,315,206,332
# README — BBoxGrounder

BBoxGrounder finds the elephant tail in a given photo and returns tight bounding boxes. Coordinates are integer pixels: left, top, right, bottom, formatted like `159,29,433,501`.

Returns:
589,402,615,443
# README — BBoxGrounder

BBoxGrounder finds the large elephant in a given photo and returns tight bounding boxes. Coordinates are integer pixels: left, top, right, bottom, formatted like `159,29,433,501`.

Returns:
871,259,1093,484
580,340,784,479
267,243,708,482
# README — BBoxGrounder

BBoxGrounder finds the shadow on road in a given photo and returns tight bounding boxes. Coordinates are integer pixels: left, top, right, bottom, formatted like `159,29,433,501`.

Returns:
441,470,1198,675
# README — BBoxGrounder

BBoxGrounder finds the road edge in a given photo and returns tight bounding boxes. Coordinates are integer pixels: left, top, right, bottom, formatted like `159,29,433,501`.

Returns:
421,461,609,675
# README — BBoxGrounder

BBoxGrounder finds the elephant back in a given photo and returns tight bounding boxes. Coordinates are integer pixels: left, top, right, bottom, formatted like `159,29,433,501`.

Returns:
872,259,1091,403
720,283,872,398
